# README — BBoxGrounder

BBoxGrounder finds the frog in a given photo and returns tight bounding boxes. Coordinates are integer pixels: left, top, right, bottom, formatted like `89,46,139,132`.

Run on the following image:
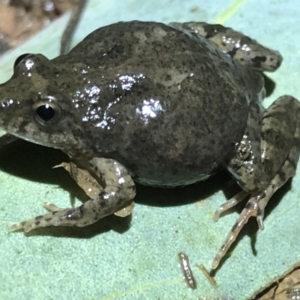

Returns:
0,21,299,270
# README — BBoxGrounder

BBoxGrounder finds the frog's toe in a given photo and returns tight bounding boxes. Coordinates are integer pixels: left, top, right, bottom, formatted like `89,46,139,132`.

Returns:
42,202,61,212
212,195,258,269
8,218,41,233
7,209,78,232
8,221,26,232
212,183,278,269
8,202,65,233
213,190,249,221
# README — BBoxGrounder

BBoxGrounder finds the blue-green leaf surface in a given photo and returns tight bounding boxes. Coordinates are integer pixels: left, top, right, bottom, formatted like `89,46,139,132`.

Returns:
0,1,300,299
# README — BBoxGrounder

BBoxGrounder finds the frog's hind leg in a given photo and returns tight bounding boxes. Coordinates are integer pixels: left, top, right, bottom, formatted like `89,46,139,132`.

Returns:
212,172,290,269
8,158,136,233
169,22,282,72
211,95,300,269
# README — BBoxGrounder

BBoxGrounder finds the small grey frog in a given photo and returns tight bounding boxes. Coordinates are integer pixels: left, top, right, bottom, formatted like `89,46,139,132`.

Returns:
0,21,299,269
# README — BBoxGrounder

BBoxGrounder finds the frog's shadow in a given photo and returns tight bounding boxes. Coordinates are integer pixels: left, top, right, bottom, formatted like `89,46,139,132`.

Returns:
0,139,229,206
0,140,133,237
0,139,290,241
264,74,276,97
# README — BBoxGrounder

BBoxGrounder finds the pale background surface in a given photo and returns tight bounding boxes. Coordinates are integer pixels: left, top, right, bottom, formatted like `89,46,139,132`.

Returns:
0,0,299,299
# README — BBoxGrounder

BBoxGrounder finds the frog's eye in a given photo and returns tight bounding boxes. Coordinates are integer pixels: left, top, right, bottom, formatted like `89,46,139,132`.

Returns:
14,53,31,70
33,100,62,126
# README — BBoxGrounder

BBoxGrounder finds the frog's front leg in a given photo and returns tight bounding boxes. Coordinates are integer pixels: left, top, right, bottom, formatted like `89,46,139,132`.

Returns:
54,161,105,200
8,158,136,232
212,95,300,269
170,22,282,72
54,161,135,217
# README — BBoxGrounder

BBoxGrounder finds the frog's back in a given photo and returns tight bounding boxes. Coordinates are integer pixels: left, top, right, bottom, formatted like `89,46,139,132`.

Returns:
62,21,259,186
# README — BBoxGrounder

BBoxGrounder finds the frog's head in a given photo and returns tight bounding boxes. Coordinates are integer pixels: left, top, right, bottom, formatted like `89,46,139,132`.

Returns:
0,53,85,155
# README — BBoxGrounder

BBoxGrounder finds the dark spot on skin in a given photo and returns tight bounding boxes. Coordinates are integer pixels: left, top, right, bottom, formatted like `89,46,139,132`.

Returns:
98,191,106,198
245,201,254,210
35,221,40,226
251,56,267,68
65,210,73,219
100,202,107,209
203,24,224,39
52,211,58,215
129,185,136,191
35,215,43,220
231,221,239,232
228,48,238,58
263,110,283,120
165,74,172,81
287,156,297,169
45,218,52,222
278,170,286,182
276,60,281,68
79,205,84,216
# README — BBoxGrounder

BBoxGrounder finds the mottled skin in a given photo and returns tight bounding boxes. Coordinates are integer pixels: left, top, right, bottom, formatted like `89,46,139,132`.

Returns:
54,161,134,217
0,21,299,269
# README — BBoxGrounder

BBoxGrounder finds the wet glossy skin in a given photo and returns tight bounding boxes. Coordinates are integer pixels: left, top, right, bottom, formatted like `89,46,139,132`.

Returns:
0,21,299,269
1,21,261,186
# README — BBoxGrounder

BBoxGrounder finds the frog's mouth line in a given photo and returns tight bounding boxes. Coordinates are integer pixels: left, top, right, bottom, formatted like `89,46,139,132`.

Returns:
0,133,18,147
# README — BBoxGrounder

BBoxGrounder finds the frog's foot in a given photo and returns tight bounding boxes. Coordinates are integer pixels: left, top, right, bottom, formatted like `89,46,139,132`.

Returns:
211,184,278,269
8,204,85,233
8,158,136,233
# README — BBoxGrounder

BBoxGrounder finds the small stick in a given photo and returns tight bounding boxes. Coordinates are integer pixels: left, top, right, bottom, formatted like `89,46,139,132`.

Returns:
60,0,88,55
196,264,217,288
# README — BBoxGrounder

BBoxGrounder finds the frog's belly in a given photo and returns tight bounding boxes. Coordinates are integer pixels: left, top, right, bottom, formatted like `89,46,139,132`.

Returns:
113,128,239,187
133,172,212,187
122,151,226,187
103,101,248,187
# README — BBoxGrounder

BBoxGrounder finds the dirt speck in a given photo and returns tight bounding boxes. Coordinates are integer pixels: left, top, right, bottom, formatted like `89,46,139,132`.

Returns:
0,0,78,54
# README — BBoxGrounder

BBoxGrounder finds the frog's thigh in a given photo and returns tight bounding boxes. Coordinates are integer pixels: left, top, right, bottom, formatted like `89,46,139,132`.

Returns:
251,95,300,219
169,22,282,72
212,141,300,269
261,96,300,177
8,158,136,232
